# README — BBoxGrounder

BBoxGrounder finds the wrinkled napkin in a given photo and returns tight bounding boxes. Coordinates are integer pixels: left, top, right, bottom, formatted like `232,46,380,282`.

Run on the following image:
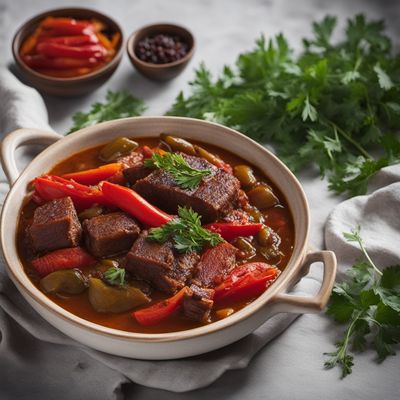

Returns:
325,165,400,271
0,69,319,396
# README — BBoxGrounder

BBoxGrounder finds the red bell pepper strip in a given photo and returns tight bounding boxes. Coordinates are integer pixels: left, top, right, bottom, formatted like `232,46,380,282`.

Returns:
36,42,107,59
41,17,94,36
101,181,173,227
214,159,232,174
214,262,280,304
31,191,45,205
96,32,113,50
139,145,167,159
34,175,110,210
32,247,96,277
22,55,100,69
20,25,43,56
133,287,189,326
38,34,99,46
62,163,122,185
140,145,154,159
204,222,263,241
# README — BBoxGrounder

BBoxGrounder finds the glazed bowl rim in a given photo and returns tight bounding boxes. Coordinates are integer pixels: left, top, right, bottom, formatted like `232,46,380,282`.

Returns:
0,116,309,342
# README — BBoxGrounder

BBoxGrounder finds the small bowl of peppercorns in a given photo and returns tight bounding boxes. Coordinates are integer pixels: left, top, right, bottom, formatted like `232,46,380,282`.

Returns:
126,23,195,81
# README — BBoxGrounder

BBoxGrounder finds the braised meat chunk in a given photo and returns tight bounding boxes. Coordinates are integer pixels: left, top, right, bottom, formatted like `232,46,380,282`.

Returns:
123,163,152,185
83,212,140,258
126,231,199,294
183,284,214,322
134,154,240,222
28,197,82,253
192,242,237,288
116,150,151,184
107,150,151,185
116,150,144,168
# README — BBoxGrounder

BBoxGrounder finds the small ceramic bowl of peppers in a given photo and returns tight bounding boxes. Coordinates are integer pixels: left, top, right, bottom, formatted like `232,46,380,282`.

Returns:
126,23,195,81
12,8,123,96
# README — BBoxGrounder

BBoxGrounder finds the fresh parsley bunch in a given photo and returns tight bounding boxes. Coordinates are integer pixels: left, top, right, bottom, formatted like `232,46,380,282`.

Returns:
325,227,400,378
168,15,400,197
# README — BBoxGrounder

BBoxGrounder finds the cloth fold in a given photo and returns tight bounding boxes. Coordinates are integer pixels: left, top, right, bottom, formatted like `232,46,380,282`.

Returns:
325,165,400,273
0,69,319,395
0,69,52,135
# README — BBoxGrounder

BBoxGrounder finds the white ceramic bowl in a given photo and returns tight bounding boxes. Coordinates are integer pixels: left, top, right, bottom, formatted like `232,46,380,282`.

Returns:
0,117,336,360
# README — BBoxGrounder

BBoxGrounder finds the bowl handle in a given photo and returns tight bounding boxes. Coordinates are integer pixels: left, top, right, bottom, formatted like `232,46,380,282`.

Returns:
272,250,337,313
1,128,62,186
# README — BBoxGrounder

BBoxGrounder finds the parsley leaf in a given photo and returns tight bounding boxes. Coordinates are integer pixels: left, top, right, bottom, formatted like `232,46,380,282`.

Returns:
68,91,146,134
324,227,400,378
144,152,212,189
148,206,223,253
374,63,394,90
167,14,400,197
104,267,126,287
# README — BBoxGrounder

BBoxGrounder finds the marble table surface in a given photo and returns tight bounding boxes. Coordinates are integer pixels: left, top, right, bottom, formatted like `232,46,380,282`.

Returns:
1,0,399,399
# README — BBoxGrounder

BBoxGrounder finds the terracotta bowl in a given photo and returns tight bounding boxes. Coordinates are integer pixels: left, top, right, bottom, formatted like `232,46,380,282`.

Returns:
0,117,336,360
12,8,124,96
126,23,195,81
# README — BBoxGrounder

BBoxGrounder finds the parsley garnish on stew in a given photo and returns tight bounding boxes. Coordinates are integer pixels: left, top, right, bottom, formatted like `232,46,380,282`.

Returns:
324,227,400,378
144,152,212,190
104,267,127,287
149,207,223,253
167,14,400,197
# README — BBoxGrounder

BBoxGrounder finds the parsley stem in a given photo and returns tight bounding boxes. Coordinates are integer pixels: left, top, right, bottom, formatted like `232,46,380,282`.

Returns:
342,310,363,352
327,121,373,160
356,237,383,277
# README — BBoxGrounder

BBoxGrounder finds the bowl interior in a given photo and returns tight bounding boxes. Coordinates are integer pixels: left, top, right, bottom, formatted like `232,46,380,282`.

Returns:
12,7,124,82
1,117,309,340
127,23,195,69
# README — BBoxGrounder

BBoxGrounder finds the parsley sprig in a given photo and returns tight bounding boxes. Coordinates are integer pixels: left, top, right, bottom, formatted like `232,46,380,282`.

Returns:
144,152,212,189
149,206,223,253
167,15,400,197
68,91,146,134
104,267,127,287
324,227,400,378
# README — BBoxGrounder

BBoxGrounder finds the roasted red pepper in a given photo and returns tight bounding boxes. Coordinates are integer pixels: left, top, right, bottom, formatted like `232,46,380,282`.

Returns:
38,34,99,46
19,16,115,78
22,55,99,69
133,287,189,326
62,163,122,185
41,17,94,36
214,262,280,304
36,42,107,59
34,175,110,210
139,145,167,159
204,222,263,241
32,247,96,277
101,181,173,227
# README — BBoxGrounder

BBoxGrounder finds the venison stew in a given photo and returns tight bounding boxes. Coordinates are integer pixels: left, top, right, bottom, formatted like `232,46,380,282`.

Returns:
17,135,294,334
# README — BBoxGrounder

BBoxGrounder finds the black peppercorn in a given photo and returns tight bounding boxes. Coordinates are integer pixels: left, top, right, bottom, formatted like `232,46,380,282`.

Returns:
136,34,189,64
